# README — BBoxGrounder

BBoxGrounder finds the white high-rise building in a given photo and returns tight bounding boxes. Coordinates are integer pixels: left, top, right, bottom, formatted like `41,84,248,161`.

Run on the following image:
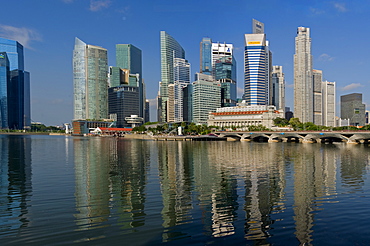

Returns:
294,27,313,123
167,58,190,122
313,69,323,125
322,81,336,127
244,19,272,105
271,66,285,112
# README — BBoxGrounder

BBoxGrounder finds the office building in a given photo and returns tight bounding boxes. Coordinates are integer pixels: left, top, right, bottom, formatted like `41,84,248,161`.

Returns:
0,52,9,128
322,81,335,127
244,19,272,105
294,27,313,123
108,66,141,127
200,37,212,75
158,31,185,122
215,56,237,107
211,42,233,79
73,37,108,120
116,44,144,118
340,93,365,126
145,99,150,122
167,58,190,122
108,86,139,127
312,69,322,125
192,73,221,124
271,66,285,112
0,37,30,130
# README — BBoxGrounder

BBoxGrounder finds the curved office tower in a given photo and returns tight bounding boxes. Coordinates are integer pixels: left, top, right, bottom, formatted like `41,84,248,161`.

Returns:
73,37,108,120
158,31,185,122
294,27,313,123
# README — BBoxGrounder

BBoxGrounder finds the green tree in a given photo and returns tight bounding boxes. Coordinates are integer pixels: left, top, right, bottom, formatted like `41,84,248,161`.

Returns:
273,117,289,127
289,118,302,131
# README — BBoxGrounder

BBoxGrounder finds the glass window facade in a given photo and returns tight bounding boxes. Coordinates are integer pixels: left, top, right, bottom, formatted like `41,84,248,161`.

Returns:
73,38,108,120
0,52,9,128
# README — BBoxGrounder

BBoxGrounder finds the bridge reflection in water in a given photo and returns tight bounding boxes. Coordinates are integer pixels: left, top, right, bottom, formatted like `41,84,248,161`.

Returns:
215,131,370,144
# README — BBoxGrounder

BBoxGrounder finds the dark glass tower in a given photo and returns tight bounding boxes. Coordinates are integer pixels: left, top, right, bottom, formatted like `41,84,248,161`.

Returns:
200,37,212,75
116,44,144,119
0,38,30,129
0,52,9,128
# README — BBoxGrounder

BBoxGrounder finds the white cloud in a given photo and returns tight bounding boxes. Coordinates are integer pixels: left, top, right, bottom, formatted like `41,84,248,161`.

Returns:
341,83,363,91
310,7,325,15
286,84,294,89
0,24,41,49
333,2,347,12
89,0,111,12
318,53,335,62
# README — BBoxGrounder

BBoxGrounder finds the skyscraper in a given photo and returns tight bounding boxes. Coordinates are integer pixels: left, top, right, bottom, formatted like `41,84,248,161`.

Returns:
73,37,108,120
271,66,285,112
244,19,272,105
167,58,190,122
211,42,233,79
341,93,365,126
0,52,9,128
116,44,144,119
322,81,335,127
108,66,141,127
294,27,313,123
215,56,237,107
192,73,221,124
0,37,30,130
200,37,212,75
312,69,323,125
158,31,185,122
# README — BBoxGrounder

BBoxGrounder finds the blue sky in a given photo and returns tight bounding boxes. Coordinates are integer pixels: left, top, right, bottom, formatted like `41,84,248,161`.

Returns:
1,0,369,125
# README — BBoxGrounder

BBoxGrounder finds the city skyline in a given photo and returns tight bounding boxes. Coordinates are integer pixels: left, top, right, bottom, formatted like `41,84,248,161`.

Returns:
1,0,370,125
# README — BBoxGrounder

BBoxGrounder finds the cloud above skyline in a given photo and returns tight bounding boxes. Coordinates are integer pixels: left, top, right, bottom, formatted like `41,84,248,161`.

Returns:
341,83,363,91
0,24,41,49
333,2,348,12
89,0,111,12
318,53,335,62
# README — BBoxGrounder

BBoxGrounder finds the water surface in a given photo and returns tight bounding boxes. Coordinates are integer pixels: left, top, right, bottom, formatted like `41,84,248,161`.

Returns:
1,135,370,245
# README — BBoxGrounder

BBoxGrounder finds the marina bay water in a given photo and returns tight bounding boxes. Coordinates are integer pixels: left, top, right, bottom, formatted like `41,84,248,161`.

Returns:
1,135,370,245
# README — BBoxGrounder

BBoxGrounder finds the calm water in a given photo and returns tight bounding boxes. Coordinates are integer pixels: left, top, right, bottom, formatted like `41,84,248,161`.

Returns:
1,135,370,245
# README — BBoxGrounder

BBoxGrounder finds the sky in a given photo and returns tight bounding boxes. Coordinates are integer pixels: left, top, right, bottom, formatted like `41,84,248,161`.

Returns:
1,0,370,125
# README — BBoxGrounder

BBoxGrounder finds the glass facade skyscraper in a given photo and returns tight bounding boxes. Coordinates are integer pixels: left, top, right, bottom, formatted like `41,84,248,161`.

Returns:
73,37,108,120
200,38,212,75
215,56,237,107
116,44,144,119
0,52,9,128
0,37,30,130
158,31,185,122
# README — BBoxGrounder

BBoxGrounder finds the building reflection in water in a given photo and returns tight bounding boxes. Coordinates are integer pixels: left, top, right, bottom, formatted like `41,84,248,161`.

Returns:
71,138,370,244
73,138,150,232
157,141,193,241
73,138,112,230
0,136,32,232
110,139,149,231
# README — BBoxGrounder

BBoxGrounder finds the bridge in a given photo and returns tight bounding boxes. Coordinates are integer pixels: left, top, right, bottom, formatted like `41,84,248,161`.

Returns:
214,131,370,144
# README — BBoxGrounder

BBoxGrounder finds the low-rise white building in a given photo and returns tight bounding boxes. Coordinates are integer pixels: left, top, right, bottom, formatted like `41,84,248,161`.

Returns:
207,101,283,129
